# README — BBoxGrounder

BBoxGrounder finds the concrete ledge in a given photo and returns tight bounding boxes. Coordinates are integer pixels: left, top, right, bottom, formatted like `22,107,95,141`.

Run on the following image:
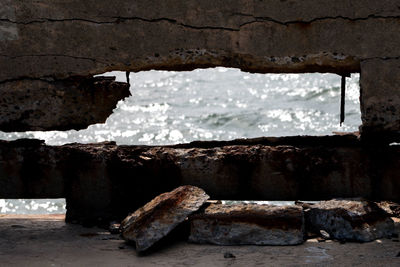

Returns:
0,135,399,223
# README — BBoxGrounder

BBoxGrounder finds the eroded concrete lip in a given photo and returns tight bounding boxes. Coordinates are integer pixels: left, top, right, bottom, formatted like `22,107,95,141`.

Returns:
189,203,305,246
0,76,131,132
121,185,209,252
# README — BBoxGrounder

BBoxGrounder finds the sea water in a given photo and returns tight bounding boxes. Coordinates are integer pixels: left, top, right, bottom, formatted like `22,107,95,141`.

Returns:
0,68,361,214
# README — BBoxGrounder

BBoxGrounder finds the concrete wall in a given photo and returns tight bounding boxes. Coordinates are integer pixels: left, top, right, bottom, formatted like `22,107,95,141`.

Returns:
0,136,399,223
0,0,399,137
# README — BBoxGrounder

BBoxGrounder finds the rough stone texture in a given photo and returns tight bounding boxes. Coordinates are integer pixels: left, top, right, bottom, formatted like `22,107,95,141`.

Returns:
1,0,400,80
360,59,400,141
0,1,400,136
305,200,395,242
189,203,304,245
121,185,209,252
0,135,399,224
0,76,130,131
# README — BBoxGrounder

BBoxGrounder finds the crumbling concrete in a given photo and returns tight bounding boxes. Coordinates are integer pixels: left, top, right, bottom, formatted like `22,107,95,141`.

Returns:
117,186,398,250
189,203,304,245
119,194,397,248
360,59,400,141
305,200,395,242
0,1,399,136
121,186,209,252
0,76,130,131
0,135,399,224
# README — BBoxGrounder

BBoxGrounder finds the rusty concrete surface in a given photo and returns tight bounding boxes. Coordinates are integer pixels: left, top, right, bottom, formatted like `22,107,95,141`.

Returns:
0,214,399,266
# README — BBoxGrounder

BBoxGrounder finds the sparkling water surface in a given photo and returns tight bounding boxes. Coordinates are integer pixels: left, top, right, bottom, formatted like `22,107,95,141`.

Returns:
0,68,361,214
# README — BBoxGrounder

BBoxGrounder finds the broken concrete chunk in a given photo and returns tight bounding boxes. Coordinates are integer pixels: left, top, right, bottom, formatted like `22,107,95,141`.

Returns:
305,200,395,242
0,76,130,131
121,185,209,252
189,204,305,245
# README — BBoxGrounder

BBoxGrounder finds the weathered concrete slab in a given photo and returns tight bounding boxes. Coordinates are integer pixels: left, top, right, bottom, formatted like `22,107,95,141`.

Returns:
1,0,400,80
0,135,399,223
121,185,209,252
189,203,304,245
305,200,395,242
0,76,130,131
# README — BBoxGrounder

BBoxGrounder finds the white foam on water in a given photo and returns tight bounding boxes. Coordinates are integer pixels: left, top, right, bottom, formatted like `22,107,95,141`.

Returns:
0,199,66,214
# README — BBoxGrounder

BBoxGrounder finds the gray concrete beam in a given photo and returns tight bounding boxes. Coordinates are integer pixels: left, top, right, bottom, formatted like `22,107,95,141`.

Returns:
3,0,400,80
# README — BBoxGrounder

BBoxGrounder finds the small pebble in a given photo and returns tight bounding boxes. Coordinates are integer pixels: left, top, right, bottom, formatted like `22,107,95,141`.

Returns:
319,230,330,239
224,252,236,259
109,222,121,235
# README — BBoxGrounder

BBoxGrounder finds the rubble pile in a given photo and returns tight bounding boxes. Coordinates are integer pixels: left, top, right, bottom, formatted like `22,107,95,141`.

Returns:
119,186,399,253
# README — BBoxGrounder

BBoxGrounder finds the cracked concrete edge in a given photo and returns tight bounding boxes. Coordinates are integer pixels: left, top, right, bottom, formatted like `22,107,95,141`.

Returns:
1,14,400,29
0,76,131,131
3,0,400,25
0,0,400,81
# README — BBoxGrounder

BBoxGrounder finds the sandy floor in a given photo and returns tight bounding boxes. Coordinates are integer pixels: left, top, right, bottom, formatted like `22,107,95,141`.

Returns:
0,214,399,267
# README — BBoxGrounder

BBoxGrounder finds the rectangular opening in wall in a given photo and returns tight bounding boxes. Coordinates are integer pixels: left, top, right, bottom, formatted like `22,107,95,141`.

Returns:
0,68,361,145
0,67,361,219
